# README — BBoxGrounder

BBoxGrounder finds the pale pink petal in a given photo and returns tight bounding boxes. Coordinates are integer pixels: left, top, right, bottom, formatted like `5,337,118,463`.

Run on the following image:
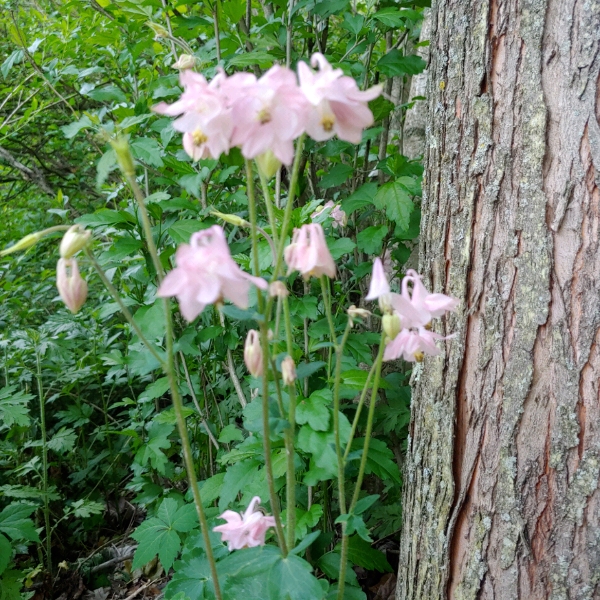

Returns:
366,258,390,300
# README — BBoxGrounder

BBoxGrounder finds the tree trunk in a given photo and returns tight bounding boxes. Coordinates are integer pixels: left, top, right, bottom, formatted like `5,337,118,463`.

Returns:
397,0,600,599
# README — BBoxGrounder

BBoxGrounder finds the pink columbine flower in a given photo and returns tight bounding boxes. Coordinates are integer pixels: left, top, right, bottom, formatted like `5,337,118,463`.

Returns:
311,200,347,228
157,225,268,322
228,66,309,165
56,258,88,314
395,270,459,329
366,258,391,309
298,53,382,143
383,328,445,362
244,330,263,377
153,70,232,160
284,223,336,279
213,496,276,551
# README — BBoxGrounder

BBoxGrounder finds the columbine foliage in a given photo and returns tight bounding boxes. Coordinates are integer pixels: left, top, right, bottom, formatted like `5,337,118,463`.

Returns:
0,0,442,598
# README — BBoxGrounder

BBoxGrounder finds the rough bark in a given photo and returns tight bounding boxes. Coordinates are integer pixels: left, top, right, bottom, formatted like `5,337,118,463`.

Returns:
397,0,600,599
401,10,431,160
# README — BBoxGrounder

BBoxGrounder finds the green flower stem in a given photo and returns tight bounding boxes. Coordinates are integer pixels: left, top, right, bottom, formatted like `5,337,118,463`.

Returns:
35,351,52,576
320,276,338,354
259,323,288,555
282,295,297,549
117,150,222,600
332,320,353,516
85,249,166,368
245,161,265,312
124,173,165,282
250,159,286,554
164,297,223,599
272,134,305,281
257,166,280,248
349,334,385,510
337,334,385,600
343,361,377,462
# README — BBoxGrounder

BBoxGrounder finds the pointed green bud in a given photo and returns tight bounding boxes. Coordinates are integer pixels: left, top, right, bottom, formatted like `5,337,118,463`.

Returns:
110,136,135,177
256,150,281,180
60,225,91,259
382,313,402,341
211,210,250,228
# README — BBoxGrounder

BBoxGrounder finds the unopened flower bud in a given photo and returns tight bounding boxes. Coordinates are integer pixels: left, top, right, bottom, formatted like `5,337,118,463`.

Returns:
378,293,394,315
110,136,136,177
244,330,263,377
59,225,91,259
347,305,371,320
211,210,249,228
0,232,42,257
173,54,196,70
56,258,88,314
256,150,281,180
148,22,169,38
382,313,401,341
269,281,289,299
281,356,296,386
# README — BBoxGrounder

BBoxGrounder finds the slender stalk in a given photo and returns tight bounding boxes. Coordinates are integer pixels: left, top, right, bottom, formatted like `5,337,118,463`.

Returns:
247,157,286,553
320,276,338,349
343,361,377,461
259,322,288,554
348,335,385,510
282,295,297,549
246,162,262,293
213,1,221,62
124,174,165,282
164,303,222,598
35,351,52,576
257,166,280,247
179,351,219,449
337,335,385,600
272,134,305,280
85,249,166,368
332,320,352,516
116,144,222,599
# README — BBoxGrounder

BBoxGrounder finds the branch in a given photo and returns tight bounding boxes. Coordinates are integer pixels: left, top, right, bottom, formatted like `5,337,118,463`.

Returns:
0,146,54,195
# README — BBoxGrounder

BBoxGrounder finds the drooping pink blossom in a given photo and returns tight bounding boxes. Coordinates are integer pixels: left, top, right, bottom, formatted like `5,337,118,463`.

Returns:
394,270,458,328
213,496,276,551
383,328,444,362
152,70,232,160
228,65,309,165
311,200,347,228
403,269,459,319
56,258,88,314
298,53,382,143
284,223,336,279
157,225,267,321
366,258,391,302
244,330,263,377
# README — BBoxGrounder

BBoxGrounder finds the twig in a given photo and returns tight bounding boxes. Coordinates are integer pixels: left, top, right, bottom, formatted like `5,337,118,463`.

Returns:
219,311,248,408
178,351,219,449
89,550,136,574
123,578,158,600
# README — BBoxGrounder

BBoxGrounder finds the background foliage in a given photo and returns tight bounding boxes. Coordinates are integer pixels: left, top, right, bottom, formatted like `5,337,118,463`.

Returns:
0,0,428,597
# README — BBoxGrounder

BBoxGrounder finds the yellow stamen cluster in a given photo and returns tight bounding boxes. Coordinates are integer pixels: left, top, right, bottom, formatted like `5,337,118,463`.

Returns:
321,115,335,132
258,108,272,124
192,129,208,145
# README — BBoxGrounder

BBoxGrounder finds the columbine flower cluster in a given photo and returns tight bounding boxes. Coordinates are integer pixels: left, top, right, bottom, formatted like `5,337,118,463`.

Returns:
153,53,382,165
367,258,458,362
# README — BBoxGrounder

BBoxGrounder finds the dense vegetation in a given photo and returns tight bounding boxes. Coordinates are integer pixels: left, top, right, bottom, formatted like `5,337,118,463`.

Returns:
0,0,429,598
